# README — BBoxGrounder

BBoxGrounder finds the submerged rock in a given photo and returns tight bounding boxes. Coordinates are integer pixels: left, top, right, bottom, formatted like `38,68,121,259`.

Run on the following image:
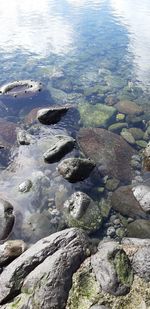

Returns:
77,128,136,183
18,179,32,193
43,135,75,163
114,100,143,116
57,158,95,182
0,118,17,146
78,102,116,128
0,228,89,307
0,198,15,241
63,192,102,233
37,105,71,125
91,241,133,296
0,240,27,267
143,142,150,171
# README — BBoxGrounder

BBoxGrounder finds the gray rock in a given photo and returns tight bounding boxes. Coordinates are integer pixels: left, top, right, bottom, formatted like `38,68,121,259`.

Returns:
0,198,15,241
106,226,116,237
132,247,150,281
91,241,133,296
63,192,102,233
37,105,71,125
57,157,95,182
0,228,89,306
43,135,75,163
17,130,32,145
143,142,150,171
127,219,150,238
132,184,150,213
0,240,27,266
18,179,32,193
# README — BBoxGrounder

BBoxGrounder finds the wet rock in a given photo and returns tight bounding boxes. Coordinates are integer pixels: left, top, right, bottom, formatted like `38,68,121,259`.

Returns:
91,241,133,296
0,118,17,146
0,240,27,266
115,100,143,116
106,226,116,237
132,184,150,213
63,192,102,233
132,247,150,281
37,105,71,125
57,158,95,183
17,129,33,145
77,128,136,183
78,102,116,128
127,219,150,238
128,127,144,140
0,198,15,241
105,177,120,191
43,135,75,163
143,142,150,171
136,140,147,149
120,129,135,145
108,122,128,133
0,228,89,307
116,113,125,121
0,80,42,97
24,107,41,124
111,185,149,219
18,179,32,193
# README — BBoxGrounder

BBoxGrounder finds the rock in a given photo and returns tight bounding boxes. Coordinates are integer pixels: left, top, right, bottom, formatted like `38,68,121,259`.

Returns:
128,127,144,140
116,113,125,121
90,306,110,309
43,135,75,163
57,158,96,183
127,219,150,238
132,184,150,213
0,118,17,146
0,240,27,266
0,80,42,97
105,177,120,191
37,105,71,125
143,142,150,171
78,102,116,128
106,226,116,237
132,247,150,281
111,185,150,219
120,129,135,145
0,198,15,241
136,140,147,149
91,241,133,296
77,128,136,183
17,129,32,145
18,179,32,193
114,100,143,116
25,107,41,124
63,192,102,233
108,122,128,133
0,228,89,307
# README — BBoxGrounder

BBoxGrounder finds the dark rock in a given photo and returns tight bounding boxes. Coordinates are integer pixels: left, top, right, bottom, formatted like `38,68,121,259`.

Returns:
0,198,15,241
77,128,136,183
63,192,102,233
91,241,133,296
43,135,75,163
0,240,27,267
111,185,149,219
37,105,71,125
0,228,89,307
57,157,95,182
127,219,150,238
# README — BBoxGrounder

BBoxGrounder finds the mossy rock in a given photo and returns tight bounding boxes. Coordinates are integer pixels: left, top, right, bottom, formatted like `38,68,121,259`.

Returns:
78,102,116,128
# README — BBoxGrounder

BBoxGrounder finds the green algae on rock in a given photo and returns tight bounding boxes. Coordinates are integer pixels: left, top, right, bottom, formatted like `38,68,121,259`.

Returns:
78,102,116,128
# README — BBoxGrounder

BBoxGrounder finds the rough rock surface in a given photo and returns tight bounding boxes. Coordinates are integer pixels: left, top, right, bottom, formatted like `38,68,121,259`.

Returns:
63,192,102,233
132,184,150,213
0,228,89,308
43,135,75,163
132,247,150,281
0,240,27,266
0,119,17,146
37,105,71,125
111,185,150,219
127,219,150,238
114,100,143,116
91,241,133,296
77,128,136,183
143,142,150,171
0,198,15,241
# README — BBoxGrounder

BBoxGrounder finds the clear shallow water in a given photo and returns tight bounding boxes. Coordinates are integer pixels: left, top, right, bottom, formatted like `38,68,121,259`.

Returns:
0,0,150,243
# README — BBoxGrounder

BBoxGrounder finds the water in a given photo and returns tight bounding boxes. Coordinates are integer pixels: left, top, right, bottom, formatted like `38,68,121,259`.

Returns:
0,0,150,243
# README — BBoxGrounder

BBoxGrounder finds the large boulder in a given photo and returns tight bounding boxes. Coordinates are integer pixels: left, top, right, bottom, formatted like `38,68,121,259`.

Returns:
63,192,102,233
91,241,133,296
0,198,15,241
111,185,150,219
0,228,89,308
77,128,136,183
57,158,95,182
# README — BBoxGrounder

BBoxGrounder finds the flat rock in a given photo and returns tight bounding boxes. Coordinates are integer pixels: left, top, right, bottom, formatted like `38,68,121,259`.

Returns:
43,135,75,163
0,228,89,306
111,185,150,219
114,100,143,116
37,105,71,125
91,241,133,296
57,157,95,182
63,191,102,233
77,128,136,183
0,198,15,241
